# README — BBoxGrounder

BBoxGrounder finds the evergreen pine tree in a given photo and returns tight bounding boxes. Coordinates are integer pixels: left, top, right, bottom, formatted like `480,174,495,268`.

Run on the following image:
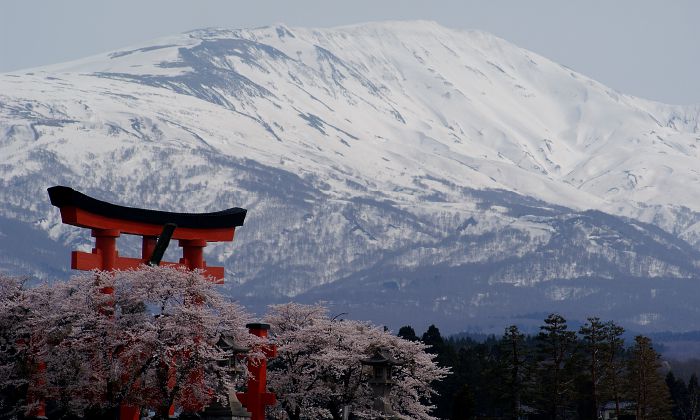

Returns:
627,335,673,420
422,325,445,352
534,313,578,420
665,371,688,420
420,324,456,418
686,373,700,420
600,320,626,419
451,384,477,420
398,325,419,342
579,317,607,418
498,325,528,419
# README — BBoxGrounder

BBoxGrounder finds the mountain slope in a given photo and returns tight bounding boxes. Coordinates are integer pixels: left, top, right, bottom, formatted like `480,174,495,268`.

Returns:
1,21,699,333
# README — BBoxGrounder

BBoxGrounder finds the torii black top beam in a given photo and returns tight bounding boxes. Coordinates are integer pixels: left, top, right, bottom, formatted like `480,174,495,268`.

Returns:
48,186,246,229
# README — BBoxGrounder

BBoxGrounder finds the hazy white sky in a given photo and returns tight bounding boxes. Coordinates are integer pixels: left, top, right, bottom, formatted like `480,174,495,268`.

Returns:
1,0,698,105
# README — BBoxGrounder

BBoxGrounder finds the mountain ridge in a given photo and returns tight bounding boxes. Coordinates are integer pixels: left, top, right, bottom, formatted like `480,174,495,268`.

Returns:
2,21,700,333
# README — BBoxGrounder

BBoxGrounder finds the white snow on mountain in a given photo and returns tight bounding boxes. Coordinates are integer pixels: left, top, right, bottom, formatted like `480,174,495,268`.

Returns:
1,21,700,332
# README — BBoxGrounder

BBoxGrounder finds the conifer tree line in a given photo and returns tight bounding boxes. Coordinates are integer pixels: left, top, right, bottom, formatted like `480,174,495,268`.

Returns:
402,313,693,420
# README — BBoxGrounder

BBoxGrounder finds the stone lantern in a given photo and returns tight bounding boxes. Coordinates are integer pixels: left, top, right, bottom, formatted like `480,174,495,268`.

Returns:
361,348,401,418
202,334,251,420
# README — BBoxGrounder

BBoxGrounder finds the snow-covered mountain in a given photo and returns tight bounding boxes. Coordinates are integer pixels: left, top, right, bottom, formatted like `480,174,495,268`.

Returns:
2,21,700,333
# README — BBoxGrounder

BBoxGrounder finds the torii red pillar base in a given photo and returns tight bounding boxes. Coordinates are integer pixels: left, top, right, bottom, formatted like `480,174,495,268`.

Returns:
238,323,277,420
25,360,46,419
119,405,140,420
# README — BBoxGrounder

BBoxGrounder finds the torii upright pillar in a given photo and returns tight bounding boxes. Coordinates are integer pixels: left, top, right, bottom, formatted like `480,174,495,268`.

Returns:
238,323,277,420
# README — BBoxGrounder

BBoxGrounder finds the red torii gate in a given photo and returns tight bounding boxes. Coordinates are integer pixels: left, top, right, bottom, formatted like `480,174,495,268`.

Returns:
47,185,247,279
37,186,277,420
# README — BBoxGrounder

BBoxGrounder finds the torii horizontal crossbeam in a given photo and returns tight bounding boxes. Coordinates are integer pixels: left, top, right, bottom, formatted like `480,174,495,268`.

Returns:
47,186,247,282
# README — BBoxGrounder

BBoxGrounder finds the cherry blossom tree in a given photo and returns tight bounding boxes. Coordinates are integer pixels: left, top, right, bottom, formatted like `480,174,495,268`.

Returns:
0,274,55,418
265,303,449,420
0,274,31,417
0,267,254,419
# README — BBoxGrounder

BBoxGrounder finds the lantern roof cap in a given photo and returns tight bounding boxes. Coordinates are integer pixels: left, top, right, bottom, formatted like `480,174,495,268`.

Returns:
217,334,249,354
361,348,400,366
